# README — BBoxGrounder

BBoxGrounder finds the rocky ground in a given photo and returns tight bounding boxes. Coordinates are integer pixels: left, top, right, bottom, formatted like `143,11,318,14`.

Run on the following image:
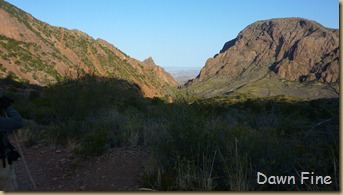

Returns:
13,142,151,191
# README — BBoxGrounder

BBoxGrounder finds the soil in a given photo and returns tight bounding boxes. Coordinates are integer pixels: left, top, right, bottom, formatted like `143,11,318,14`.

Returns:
13,142,152,191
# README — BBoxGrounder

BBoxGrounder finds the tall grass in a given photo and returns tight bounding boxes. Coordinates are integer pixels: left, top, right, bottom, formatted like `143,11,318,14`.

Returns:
141,95,339,191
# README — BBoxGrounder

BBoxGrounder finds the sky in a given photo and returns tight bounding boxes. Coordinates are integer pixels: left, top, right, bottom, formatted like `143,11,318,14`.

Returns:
5,0,339,68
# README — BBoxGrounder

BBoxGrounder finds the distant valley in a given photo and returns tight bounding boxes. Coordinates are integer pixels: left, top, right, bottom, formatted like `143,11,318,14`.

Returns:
163,66,201,85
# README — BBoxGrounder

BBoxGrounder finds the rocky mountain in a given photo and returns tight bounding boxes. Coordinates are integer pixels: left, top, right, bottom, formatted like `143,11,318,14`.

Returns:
0,0,178,98
186,18,339,98
142,57,179,86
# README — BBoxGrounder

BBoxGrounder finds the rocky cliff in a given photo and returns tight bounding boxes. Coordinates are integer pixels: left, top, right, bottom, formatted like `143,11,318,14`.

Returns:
0,0,178,98
143,57,179,86
186,18,339,98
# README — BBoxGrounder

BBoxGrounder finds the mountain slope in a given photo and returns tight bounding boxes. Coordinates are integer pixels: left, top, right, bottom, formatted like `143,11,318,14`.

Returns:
186,18,339,98
0,0,178,98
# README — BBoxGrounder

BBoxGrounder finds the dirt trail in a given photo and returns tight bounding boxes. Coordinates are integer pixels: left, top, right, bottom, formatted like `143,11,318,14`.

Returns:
14,143,150,191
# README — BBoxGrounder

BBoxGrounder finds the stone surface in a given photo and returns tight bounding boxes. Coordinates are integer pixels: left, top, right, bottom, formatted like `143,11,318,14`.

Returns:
188,18,339,86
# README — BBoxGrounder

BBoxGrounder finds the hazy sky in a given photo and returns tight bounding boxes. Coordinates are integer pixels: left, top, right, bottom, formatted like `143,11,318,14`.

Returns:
5,0,339,68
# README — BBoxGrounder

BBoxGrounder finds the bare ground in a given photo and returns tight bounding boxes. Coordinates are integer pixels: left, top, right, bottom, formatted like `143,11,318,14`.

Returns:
13,143,151,191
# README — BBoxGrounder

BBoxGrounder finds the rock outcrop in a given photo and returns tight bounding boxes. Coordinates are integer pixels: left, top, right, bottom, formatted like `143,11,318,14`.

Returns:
143,57,179,86
186,18,339,98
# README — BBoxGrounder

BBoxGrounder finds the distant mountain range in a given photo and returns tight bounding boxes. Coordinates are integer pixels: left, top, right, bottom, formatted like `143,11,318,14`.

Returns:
163,66,201,84
0,0,178,98
185,18,339,99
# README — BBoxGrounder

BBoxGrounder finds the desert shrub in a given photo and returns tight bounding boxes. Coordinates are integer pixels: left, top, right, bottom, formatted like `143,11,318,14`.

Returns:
1,76,338,191
123,96,147,112
143,95,339,191
76,123,111,156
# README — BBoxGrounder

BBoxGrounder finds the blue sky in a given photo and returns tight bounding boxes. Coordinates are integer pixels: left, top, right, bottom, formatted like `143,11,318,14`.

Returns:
5,0,339,68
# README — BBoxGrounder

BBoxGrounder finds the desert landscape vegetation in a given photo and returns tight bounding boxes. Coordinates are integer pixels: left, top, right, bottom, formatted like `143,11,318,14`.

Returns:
0,0,339,191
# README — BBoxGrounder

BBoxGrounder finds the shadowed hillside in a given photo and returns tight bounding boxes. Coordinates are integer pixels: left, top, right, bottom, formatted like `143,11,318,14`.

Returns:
2,76,339,191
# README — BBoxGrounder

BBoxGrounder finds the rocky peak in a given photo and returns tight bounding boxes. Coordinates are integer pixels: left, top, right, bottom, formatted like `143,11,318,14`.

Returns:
143,57,157,67
143,57,179,86
186,18,339,98
192,18,339,83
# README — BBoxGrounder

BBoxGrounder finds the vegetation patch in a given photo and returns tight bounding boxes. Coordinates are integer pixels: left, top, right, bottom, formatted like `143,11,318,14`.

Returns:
1,75,339,191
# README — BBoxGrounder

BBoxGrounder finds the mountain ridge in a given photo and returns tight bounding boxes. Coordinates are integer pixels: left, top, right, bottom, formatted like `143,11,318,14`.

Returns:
0,0,178,98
